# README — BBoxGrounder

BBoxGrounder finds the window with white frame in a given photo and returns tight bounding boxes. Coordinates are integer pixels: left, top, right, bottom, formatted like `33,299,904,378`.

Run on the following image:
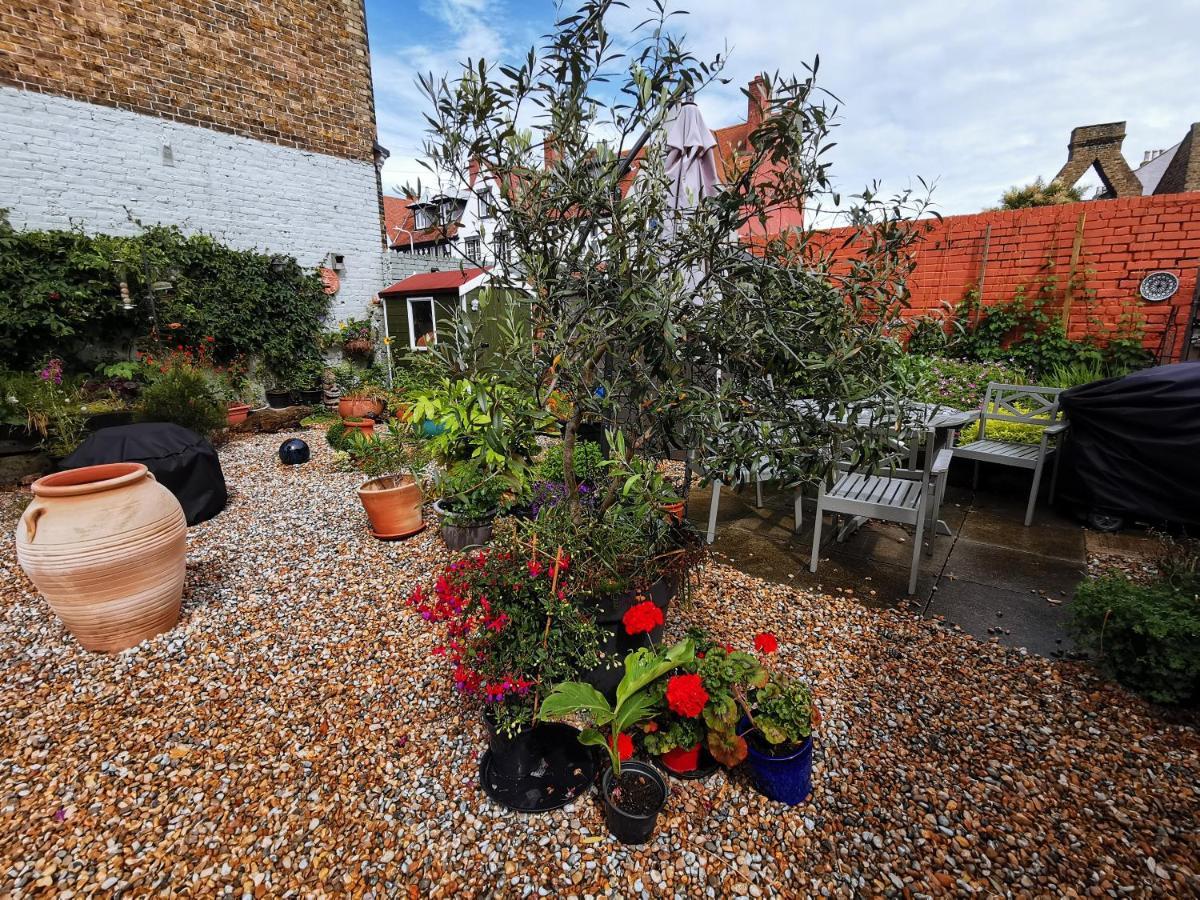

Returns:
464,236,481,260
413,206,432,229
407,297,436,349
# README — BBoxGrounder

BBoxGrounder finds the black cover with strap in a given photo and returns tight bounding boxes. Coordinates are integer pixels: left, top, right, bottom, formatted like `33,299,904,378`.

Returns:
61,423,227,525
1057,362,1200,527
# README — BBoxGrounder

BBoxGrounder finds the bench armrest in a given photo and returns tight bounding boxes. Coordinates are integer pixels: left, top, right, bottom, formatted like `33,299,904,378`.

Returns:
1045,421,1069,436
930,449,954,477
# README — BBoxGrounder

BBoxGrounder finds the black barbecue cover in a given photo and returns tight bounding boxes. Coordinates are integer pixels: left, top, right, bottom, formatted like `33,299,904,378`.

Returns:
1057,362,1200,527
61,423,227,525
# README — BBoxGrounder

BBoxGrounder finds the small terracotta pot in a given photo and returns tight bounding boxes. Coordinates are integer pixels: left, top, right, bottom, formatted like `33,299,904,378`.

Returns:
15,463,186,652
661,500,685,523
342,418,376,438
391,402,413,423
358,474,424,539
339,396,383,419
226,403,250,426
660,743,702,774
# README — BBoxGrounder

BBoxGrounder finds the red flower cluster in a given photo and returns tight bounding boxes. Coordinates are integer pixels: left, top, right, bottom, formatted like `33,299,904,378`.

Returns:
666,673,709,718
406,549,538,705
754,632,779,654
609,732,634,761
622,600,664,636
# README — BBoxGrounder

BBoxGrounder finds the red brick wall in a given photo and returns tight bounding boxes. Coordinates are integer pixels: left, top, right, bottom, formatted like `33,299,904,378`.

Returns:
817,193,1200,362
0,0,377,163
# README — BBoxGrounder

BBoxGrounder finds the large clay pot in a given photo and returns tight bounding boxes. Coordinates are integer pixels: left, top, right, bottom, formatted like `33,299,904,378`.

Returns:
339,396,383,419
358,474,425,539
342,418,376,439
15,463,186,652
226,403,250,426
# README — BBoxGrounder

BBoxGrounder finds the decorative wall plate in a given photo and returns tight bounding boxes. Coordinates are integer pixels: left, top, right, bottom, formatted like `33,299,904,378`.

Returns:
1139,270,1179,303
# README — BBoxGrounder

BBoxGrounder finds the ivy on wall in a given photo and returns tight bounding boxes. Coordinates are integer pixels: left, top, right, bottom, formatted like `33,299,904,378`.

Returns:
0,212,330,379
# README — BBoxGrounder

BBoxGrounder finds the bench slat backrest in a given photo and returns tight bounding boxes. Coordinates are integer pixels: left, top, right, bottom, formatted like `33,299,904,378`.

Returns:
978,382,1063,439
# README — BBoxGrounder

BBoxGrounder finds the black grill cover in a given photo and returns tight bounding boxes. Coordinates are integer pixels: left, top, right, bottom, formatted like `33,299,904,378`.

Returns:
61,423,227,525
1057,362,1200,527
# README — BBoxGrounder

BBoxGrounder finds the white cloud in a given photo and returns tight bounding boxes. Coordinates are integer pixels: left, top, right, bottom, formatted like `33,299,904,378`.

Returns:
373,0,1200,215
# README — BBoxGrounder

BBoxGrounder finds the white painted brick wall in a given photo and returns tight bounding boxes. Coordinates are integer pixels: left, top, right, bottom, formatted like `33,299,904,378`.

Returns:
0,86,383,321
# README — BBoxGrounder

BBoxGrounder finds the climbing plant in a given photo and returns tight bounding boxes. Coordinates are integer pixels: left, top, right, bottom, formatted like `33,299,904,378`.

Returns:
0,212,330,378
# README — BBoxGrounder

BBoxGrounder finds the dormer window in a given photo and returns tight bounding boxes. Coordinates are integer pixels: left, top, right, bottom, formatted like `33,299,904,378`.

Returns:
413,207,432,230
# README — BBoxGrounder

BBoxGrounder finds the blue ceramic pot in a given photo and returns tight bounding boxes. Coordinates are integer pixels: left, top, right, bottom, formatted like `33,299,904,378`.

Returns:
741,716,813,806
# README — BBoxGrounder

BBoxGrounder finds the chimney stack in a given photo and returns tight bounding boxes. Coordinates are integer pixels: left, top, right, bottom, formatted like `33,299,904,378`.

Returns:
746,75,769,129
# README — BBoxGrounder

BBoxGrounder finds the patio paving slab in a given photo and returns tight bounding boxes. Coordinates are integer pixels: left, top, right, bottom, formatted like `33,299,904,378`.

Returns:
925,578,1075,657
940,540,1085,598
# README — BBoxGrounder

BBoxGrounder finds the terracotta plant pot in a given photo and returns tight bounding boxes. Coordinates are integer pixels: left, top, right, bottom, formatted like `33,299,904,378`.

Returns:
661,500,685,523
226,403,250,426
358,474,425,540
15,463,186,652
391,402,413,423
339,396,384,419
342,418,375,438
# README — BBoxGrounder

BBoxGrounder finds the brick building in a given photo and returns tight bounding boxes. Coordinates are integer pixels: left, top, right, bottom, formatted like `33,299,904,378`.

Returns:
0,0,387,319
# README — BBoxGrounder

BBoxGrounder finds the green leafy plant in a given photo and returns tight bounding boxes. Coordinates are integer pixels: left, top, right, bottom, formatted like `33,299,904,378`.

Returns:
743,673,817,753
540,639,696,775
135,363,226,438
537,439,606,487
641,716,703,757
1072,572,1200,705
995,177,1084,210
436,459,512,525
0,213,330,374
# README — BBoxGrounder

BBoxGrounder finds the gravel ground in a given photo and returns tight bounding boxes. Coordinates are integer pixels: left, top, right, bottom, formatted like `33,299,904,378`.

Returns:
2,432,1198,897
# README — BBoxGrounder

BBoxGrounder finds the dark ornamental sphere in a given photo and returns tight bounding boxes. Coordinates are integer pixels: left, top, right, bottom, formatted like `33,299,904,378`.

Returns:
278,438,310,465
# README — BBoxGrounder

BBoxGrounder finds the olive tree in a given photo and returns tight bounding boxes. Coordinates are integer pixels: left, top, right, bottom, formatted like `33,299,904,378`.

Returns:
417,0,934,522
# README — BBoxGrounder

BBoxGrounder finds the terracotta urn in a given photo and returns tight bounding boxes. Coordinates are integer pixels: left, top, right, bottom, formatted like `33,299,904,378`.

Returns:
15,463,186,652
226,402,250,425
342,417,376,438
661,500,685,523
358,474,424,539
338,396,383,419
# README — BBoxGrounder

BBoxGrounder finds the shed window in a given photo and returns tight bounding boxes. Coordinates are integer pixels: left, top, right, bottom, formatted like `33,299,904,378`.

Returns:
407,297,437,350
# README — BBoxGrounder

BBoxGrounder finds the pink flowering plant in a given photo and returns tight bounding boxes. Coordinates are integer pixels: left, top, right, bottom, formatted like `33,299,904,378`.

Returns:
407,527,603,737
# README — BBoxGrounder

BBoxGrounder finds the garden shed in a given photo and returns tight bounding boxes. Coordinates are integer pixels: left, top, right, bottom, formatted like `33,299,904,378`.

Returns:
380,267,528,353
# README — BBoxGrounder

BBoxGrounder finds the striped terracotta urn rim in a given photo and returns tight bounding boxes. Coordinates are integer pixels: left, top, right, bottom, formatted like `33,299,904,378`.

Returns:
32,463,149,498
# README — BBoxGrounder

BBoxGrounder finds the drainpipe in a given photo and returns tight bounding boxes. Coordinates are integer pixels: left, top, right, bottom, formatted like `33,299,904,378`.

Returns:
380,292,394,389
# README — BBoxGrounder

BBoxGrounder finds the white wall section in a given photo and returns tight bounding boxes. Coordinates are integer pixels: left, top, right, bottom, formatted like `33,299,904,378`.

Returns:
0,86,383,319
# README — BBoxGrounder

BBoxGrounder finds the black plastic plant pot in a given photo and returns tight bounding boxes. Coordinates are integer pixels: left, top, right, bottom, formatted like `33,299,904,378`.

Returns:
601,761,668,845
479,720,595,813
265,390,292,409
486,718,539,783
297,388,323,405
433,499,497,552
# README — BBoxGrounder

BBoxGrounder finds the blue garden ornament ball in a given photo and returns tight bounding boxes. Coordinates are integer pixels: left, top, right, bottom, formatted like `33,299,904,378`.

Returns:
278,438,310,465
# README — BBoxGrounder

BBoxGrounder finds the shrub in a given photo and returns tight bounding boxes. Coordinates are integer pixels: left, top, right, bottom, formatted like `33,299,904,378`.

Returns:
135,364,226,438
536,440,605,486
897,355,1025,411
1071,573,1200,705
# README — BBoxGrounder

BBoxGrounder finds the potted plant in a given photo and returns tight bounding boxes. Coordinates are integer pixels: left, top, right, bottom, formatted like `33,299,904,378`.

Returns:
350,431,428,539
339,317,375,359
293,359,325,406
264,378,292,409
432,460,510,552
642,716,704,775
737,662,818,806
409,537,604,811
339,382,386,420
540,639,694,844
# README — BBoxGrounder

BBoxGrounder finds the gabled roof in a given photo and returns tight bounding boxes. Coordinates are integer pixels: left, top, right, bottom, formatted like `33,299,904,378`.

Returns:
382,195,460,249
380,267,491,297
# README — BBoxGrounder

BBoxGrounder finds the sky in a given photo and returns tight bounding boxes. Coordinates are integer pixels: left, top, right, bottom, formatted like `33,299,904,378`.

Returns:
364,0,1200,217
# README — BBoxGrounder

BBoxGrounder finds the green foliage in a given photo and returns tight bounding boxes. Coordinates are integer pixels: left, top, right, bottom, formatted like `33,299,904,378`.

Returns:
135,364,226,438
541,639,696,775
641,716,702,756
996,177,1084,210
946,279,1153,380
1072,572,1200,705
437,458,511,524
748,674,815,749
897,355,1026,411
0,213,329,376
536,440,606,486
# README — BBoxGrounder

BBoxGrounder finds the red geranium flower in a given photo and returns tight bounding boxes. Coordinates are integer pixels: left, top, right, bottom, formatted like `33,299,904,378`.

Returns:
609,732,634,761
665,673,709,718
754,632,779,654
622,600,664,636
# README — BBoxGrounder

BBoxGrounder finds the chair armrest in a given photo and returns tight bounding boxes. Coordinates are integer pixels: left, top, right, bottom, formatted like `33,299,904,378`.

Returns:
930,449,954,477
1045,421,1069,436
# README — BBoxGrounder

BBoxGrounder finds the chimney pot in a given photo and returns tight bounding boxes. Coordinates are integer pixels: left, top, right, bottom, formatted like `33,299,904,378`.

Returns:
747,75,769,129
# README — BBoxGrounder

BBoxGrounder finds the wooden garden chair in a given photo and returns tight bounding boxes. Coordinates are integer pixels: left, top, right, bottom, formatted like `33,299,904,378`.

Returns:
952,383,1067,526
